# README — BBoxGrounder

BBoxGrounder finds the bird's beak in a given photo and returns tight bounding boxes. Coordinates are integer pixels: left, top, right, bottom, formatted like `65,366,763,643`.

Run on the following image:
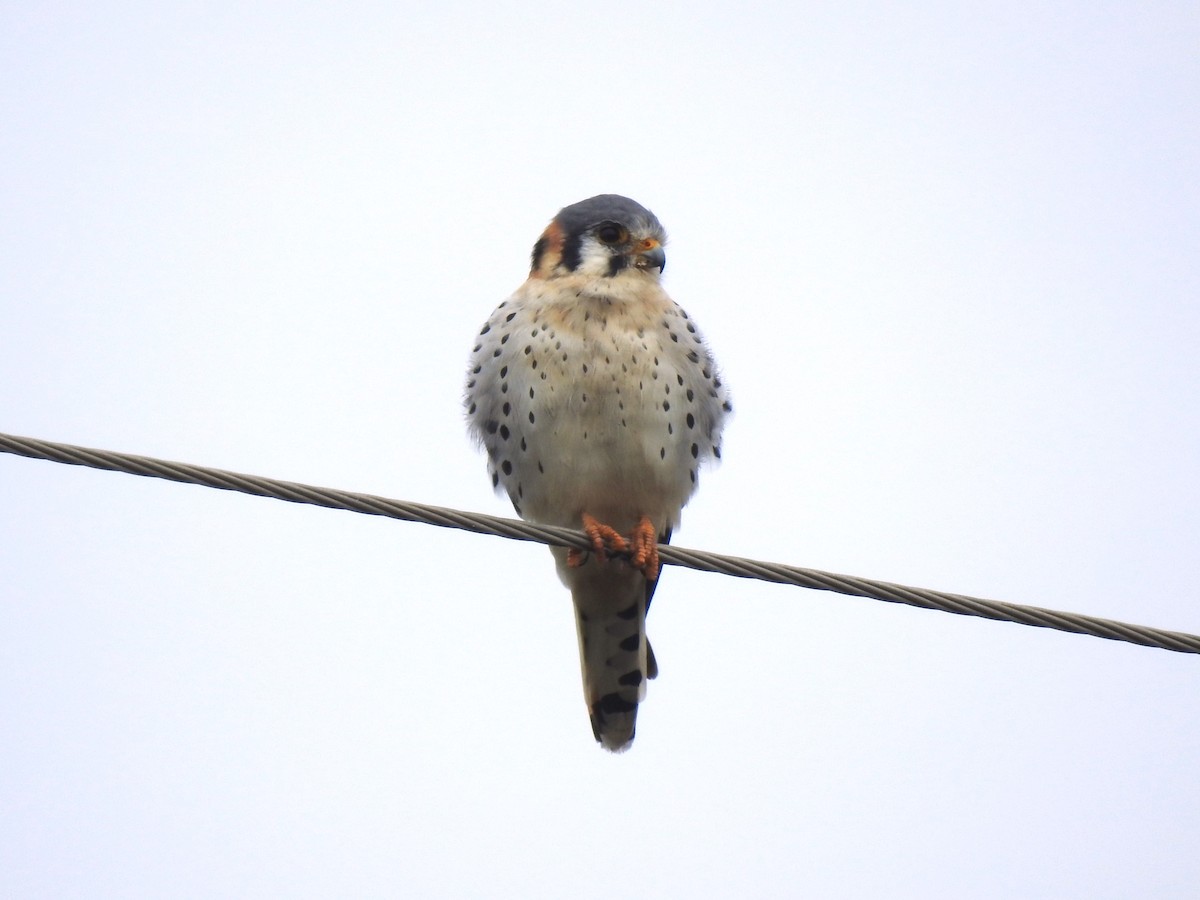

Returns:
634,238,666,273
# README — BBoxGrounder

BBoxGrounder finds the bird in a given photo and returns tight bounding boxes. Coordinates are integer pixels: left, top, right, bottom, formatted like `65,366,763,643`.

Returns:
464,194,731,751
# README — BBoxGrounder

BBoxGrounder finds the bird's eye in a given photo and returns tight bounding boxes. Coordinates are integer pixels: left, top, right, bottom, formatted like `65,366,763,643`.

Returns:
595,223,626,244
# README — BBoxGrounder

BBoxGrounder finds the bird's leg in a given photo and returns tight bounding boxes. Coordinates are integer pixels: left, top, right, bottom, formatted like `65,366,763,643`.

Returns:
628,515,661,582
567,513,631,568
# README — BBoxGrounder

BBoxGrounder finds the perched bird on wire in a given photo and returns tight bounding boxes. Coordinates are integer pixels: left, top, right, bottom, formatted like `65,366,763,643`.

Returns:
465,195,731,750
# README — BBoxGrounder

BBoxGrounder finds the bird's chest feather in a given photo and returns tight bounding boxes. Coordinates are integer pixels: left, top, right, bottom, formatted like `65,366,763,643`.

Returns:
466,280,726,526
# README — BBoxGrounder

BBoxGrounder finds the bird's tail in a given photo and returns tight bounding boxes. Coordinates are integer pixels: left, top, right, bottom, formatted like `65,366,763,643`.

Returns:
570,570,657,752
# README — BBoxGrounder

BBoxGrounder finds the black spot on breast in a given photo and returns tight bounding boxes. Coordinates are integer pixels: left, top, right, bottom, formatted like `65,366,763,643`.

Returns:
618,670,644,687
499,425,510,441
619,634,640,652
660,447,666,459
467,402,476,414
713,444,722,458
500,334,510,344
500,365,508,377
472,365,482,375
500,382,508,393
537,460,544,473
529,411,536,424
505,312,517,322
525,346,533,355
662,400,670,411
529,387,535,399
723,401,733,412
472,343,482,353
502,460,512,475
686,413,695,429
485,420,499,434
491,472,499,487
502,402,511,416
687,350,700,363
480,324,491,335
520,437,527,451
691,443,699,458
686,388,695,402
689,469,696,483
617,603,638,620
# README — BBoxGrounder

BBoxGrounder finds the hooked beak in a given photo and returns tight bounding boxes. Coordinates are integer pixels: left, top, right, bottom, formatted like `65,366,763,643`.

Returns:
634,238,666,273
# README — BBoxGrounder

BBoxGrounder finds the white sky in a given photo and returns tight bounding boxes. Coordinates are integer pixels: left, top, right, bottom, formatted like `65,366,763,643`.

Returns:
2,2,1198,897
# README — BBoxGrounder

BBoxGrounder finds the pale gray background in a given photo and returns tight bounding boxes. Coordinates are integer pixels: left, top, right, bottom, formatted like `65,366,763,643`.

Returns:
3,3,1198,898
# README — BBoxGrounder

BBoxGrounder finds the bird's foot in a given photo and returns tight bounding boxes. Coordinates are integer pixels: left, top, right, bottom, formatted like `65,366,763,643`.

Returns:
567,513,631,568
567,514,660,583
629,515,660,583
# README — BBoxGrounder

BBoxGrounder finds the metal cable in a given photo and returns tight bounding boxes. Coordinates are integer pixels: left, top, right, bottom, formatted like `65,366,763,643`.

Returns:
3,430,1198,656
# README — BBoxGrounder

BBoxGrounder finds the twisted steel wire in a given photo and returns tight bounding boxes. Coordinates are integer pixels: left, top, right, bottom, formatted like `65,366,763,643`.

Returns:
3,430,1198,656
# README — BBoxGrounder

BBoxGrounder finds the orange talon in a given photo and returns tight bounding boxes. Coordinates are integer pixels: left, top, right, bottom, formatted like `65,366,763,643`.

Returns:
629,515,660,582
580,513,629,563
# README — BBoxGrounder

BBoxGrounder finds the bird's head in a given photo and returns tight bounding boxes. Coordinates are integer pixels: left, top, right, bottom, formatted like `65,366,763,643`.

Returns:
530,194,667,280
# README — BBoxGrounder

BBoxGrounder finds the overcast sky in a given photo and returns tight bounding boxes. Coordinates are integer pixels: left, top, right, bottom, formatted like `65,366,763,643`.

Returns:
3,2,1199,897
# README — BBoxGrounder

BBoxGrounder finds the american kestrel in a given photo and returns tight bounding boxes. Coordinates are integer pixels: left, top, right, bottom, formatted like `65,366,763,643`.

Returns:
464,195,731,750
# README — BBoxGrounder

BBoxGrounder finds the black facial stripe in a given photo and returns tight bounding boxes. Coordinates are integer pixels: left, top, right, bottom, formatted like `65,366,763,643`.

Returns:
530,235,548,271
560,231,583,272
607,254,629,276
